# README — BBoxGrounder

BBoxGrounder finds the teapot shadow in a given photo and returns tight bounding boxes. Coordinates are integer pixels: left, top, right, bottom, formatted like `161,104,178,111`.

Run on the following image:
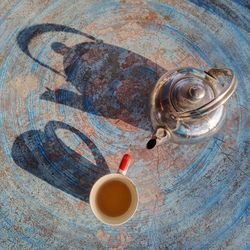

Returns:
11,121,110,202
16,23,165,131
41,40,165,131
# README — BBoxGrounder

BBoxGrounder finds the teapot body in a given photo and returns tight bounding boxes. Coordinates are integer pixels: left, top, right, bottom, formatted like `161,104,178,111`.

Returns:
160,105,225,144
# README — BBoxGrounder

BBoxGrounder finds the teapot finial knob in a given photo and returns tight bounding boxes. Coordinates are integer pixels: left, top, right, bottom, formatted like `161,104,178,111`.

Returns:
188,85,205,101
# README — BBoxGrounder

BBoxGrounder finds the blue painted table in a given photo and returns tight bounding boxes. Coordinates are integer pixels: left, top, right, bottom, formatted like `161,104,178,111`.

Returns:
0,0,249,249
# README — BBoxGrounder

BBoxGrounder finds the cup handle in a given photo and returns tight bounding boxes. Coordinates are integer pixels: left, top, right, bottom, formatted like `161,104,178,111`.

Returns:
118,154,132,175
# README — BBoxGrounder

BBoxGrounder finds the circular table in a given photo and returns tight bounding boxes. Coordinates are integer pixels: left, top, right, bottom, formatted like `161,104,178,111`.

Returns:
0,1,249,248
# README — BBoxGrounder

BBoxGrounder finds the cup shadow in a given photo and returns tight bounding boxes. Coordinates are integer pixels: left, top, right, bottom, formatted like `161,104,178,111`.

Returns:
11,121,110,202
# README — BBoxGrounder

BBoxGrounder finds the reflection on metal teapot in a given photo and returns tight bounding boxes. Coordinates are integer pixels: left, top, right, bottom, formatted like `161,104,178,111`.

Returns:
147,67,237,149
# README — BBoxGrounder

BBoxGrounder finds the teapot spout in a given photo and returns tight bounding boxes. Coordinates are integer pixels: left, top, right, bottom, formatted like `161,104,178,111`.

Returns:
146,128,170,149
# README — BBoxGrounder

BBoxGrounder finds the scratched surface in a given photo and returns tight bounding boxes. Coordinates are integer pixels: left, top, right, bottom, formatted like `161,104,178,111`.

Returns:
0,0,249,249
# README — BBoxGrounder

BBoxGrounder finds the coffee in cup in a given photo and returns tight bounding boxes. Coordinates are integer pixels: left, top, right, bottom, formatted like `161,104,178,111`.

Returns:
90,154,138,225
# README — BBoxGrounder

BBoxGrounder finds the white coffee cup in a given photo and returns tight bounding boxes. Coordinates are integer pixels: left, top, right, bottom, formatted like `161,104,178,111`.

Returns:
90,154,138,225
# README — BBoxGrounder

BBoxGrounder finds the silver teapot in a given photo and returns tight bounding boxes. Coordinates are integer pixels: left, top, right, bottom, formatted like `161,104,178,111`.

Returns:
147,67,237,149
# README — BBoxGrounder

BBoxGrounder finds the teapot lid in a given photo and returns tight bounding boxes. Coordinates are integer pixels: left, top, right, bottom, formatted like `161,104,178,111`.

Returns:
153,67,220,121
169,68,217,113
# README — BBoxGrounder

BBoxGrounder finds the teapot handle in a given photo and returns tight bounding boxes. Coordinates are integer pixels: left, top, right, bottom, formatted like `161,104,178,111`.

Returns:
176,68,237,119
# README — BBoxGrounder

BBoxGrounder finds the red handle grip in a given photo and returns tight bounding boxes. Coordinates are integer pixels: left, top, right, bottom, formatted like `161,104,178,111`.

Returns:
118,154,132,174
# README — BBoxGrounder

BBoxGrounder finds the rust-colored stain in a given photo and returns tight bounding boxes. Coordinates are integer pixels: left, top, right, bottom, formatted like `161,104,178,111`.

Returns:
77,200,85,211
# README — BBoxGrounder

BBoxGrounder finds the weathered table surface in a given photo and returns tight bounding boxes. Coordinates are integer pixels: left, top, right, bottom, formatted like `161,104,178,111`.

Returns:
0,0,249,249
